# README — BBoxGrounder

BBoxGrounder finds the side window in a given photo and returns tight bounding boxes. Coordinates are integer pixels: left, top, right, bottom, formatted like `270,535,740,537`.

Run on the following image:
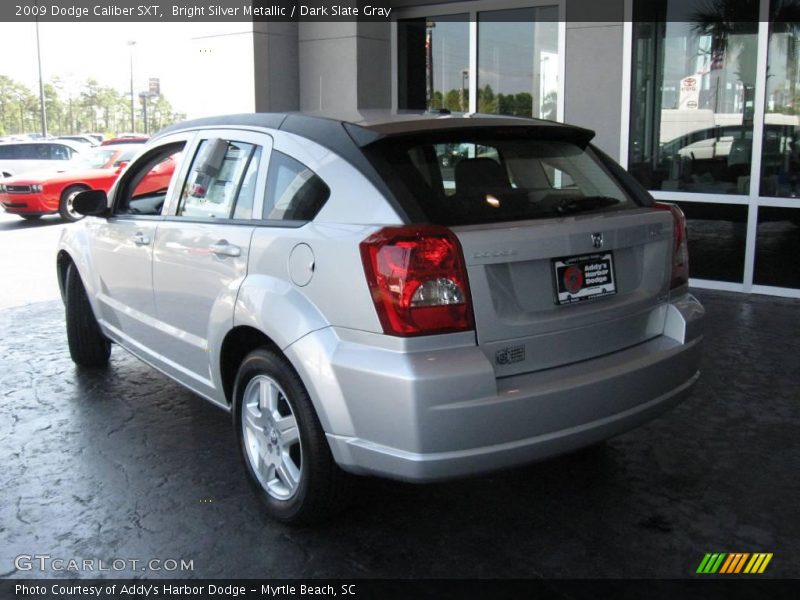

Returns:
178,139,260,219
232,147,262,220
264,151,330,221
0,145,13,159
50,144,73,160
19,145,43,159
116,142,184,216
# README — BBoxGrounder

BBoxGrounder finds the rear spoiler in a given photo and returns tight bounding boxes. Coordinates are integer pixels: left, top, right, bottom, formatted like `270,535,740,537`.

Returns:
343,119,596,149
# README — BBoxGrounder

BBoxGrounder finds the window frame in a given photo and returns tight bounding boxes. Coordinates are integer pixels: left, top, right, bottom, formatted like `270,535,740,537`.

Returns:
621,0,800,298
110,132,195,220
262,149,331,223
157,128,272,226
392,0,565,121
157,127,309,229
175,139,260,221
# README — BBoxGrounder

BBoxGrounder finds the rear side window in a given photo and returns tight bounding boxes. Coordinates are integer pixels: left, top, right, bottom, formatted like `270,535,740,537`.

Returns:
263,151,329,221
50,144,74,160
178,139,262,220
367,135,636,226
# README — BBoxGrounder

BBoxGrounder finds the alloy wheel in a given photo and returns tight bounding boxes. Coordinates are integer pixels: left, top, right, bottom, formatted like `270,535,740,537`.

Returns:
241,374,303,500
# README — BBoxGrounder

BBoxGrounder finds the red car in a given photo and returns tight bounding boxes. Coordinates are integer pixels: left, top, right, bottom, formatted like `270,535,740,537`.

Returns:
0,145,142,221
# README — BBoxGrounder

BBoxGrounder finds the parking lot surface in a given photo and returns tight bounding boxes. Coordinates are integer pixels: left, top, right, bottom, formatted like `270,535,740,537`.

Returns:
0,217,798,579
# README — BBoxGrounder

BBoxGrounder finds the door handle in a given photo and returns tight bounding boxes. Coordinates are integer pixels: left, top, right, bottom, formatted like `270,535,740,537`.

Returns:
132,232,151,246
209,241,241,258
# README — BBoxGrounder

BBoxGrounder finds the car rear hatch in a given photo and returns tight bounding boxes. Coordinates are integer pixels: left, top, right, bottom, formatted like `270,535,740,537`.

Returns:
355,117,676,374
454,208,673,377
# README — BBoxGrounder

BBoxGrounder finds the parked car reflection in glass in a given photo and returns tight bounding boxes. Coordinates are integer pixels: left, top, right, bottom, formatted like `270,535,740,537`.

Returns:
630,121,800,198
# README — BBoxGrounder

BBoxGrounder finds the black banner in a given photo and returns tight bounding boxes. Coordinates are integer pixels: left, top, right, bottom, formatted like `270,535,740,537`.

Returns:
5,0,800,23
1,579,799,600
2,1,398,22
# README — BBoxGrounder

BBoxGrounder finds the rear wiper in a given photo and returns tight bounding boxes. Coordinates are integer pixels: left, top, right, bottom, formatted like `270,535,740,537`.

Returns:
556,195,619,215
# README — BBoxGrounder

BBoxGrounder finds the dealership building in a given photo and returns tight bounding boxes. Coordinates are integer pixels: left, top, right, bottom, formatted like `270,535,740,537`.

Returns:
194,0,800,297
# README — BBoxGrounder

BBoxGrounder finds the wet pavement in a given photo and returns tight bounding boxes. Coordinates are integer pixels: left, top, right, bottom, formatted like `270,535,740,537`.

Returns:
0,290,798,579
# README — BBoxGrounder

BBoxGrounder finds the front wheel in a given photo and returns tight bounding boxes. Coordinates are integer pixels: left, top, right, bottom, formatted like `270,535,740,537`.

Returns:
65,263,110,368
59,185,89,222
232,348,352,524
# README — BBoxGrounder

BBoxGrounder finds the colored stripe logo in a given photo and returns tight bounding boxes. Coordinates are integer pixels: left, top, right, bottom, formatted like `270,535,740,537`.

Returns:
696,553,773,574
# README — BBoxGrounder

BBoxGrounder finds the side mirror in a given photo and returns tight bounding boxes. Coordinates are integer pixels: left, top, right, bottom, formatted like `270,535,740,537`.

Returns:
114,160,129,174
73,189,109,217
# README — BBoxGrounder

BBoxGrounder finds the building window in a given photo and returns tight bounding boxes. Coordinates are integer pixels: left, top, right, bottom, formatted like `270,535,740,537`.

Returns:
628,1,759,194
397,15,469,111
396,5,559,119
761,14,800,198
754,6,800,289
674,201,748,283
755,207,800,288
477,7,559,119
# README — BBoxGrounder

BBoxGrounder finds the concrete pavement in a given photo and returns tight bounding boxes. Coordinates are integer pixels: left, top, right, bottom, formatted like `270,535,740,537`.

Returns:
0,212,67,309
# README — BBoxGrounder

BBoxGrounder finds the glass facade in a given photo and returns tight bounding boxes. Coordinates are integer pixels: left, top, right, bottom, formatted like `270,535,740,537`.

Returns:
674,201,748,283
629,0,800,294
629,3,759,194
397,5,559,119
477,7,559,119
755,207,800,288
397,15,469,112
761,17,800,198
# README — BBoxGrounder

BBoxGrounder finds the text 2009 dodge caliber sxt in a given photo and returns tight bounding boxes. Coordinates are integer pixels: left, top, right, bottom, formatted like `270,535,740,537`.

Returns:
56,111,704,524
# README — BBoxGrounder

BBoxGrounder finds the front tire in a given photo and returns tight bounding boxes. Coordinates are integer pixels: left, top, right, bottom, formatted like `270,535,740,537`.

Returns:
59,185,89,222
233,348,351,524
65,263,110,368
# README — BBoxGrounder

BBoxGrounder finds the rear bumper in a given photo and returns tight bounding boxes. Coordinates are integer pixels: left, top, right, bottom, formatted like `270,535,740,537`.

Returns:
287,294,704,482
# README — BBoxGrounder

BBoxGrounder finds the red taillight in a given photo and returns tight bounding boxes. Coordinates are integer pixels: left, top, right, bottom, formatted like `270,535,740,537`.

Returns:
654,202,689,289
360,225,474,336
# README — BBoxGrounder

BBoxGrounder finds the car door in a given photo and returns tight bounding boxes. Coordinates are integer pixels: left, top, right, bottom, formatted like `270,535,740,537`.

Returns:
87,134,191,349
150,130,270,402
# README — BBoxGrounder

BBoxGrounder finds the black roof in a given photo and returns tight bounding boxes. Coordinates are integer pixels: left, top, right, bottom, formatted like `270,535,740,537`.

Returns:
153,110,595,148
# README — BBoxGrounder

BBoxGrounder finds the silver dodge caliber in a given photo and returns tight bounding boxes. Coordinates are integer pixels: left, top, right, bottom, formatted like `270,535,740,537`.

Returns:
57,112,704,524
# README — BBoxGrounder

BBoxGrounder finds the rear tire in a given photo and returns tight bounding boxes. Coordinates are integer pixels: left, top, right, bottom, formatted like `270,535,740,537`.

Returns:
65,263,110,368
59,185,89,222
233,348,352,524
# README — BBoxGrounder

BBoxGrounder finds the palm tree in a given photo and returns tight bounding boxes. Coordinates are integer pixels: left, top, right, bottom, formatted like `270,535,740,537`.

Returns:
691,0,759,120
692,0,800,118
768,1,800,113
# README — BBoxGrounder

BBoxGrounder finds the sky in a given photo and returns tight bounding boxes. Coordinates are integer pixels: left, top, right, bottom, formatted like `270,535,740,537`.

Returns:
0,21,256,121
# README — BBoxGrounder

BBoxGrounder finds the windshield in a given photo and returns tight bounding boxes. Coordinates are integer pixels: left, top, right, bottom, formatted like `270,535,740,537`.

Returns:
367,135,637,226
69,148,118,170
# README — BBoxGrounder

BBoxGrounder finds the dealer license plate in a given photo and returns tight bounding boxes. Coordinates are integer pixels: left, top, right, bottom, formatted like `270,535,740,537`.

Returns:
553,252,616,305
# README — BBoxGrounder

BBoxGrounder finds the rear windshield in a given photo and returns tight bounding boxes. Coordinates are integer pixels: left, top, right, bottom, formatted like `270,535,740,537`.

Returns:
366,134,638,225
